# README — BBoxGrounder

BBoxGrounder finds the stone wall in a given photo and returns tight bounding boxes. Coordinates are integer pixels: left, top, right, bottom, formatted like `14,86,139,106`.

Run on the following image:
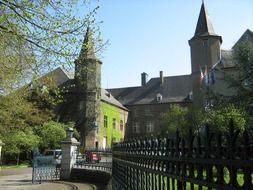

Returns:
71,168,111,190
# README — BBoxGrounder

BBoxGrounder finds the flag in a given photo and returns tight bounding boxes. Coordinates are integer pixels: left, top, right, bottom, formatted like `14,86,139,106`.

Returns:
211,69,216,84
204,65,209,85
199,66,204,85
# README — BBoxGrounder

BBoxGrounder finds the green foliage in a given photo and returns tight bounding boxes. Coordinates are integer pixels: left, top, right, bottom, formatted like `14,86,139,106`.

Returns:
233,41,253,123
160,104,189,137
0,1,106,159
186,106,206,130
0,32,34,94
233,41,253,94
0,90,54,136
35,121,67,150
2,128,40,165
0,86,60,163
0,0,100,67
0,0,106,95
160,104,246,137
218,41,253,125
205,105,246,133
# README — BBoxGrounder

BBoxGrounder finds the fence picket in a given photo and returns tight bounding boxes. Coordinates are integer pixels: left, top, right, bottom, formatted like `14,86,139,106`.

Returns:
112,123,253,190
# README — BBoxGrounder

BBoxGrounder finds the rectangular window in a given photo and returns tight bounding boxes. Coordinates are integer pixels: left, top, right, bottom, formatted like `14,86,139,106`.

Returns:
104,115,108,128
144,107,152,116
133,108,138,117
113,118,116,129
133,122,140,133
120,120,124,131
146,121,154,133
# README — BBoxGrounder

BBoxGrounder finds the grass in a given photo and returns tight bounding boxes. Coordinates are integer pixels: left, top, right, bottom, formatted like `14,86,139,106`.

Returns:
136,172,253,190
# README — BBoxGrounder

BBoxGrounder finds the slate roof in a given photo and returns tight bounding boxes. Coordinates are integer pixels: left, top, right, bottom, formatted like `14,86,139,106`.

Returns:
101,89,128,110
107,75,193,106
232,29,253,49
49,67,126,110
194,3,216,37
106,86,140,105
213,29,253,69
220,50,235,68
43,67,74,86
189,2,222,44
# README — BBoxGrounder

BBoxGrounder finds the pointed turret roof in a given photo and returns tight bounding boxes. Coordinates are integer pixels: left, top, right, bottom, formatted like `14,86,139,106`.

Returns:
78,26,97,60
194,2,220,38
232,29,253,49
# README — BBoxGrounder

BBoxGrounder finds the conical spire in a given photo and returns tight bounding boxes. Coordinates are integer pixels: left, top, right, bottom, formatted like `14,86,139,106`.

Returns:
194,2,217,37
79,26,97,60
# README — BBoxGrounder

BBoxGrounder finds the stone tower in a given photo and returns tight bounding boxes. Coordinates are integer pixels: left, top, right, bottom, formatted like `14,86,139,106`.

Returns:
75,27,102,148
189,2,222,107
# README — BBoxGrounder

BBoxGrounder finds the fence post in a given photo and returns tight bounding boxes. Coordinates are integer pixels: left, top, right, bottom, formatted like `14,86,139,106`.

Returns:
60,127,80,180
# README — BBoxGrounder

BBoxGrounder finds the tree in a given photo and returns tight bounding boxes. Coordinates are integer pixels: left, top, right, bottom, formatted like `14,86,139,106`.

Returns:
204,105,246,134
35,121,67,151
231,41,253,122
160,104,245,137
160,104,189,137
0,92,53,135
216,41,253,119
0,32,34,94
0,0,101,65
2,128,39,165
0,0,104,94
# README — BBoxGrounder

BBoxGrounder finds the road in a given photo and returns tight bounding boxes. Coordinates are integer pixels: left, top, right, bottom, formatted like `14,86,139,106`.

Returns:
0,167,95,190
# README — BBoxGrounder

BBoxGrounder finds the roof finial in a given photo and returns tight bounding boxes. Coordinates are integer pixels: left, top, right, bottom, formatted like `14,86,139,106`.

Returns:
202,0,204,4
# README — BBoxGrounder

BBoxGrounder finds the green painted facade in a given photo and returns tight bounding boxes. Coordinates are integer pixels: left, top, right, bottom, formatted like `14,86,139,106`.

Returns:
98,101,128,148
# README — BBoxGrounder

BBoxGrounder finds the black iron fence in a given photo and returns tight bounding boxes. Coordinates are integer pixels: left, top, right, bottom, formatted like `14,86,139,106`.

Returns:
32,155,60,183
73,148,112,173
112,122,253,190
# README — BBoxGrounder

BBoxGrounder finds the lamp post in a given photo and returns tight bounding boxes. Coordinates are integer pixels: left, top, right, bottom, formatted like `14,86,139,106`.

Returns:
66,127,74,139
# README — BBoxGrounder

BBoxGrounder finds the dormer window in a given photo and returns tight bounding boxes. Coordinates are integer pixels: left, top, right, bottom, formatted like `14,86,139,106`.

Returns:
156,93,162,102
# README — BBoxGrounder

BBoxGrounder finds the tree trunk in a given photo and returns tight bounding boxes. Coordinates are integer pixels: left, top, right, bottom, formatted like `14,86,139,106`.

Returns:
16,152,20,165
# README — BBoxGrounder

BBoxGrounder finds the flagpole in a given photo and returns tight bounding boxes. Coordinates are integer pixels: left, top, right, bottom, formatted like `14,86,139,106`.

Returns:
204,66,212,111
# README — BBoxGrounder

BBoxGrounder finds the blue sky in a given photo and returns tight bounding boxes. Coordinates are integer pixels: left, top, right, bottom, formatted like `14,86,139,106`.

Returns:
91,1,253,88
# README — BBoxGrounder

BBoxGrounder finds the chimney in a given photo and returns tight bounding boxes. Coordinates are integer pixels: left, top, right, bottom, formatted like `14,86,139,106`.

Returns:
160,71,164,86
141,72,148,86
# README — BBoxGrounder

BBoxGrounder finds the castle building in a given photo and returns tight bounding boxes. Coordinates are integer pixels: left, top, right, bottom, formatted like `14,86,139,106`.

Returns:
49,2,252,145
107,2,253,138
51,27,128,148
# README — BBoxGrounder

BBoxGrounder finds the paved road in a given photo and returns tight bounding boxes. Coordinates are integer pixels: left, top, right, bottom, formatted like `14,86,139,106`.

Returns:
0,167,95,190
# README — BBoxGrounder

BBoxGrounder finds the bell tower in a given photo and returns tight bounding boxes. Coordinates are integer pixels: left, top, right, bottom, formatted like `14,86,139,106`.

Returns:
75,27,102,147
189,2,222,107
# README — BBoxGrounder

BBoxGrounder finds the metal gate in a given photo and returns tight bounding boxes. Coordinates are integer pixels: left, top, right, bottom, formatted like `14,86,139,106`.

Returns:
32,154,60,183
